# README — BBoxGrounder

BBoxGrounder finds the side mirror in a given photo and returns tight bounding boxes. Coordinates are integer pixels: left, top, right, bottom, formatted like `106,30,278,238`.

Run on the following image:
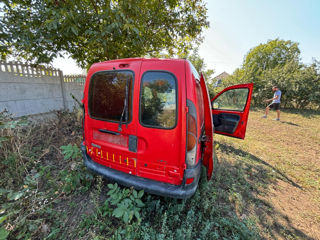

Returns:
212,101,219,109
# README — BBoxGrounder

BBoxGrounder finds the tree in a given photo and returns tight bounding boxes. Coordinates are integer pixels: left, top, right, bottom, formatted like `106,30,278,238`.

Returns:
0,0,209,68
178,48,215,96
243,39,300,73
242,39,301,96
187,49,215,82
226,39,320,109
261,60,302,108
226,39,302,106
293,60,320,109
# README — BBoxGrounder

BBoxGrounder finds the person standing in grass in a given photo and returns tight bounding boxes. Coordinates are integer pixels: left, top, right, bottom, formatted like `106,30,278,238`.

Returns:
262,86,281,120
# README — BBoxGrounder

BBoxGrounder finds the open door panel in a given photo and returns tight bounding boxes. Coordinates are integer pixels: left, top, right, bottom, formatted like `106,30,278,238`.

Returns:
199,74,214,179
211,83,253,139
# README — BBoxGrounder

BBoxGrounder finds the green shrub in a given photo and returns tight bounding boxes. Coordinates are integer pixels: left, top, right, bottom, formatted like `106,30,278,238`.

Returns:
59,144,93,194
60,144,81,160
106,183,144,224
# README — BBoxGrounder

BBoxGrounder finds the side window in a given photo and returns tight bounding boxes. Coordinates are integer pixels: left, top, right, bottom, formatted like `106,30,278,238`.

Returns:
140,72,177,129
212,88,249,111
88,70,133,122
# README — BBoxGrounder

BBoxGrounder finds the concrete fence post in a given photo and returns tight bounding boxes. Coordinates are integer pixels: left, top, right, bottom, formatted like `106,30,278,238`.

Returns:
59,70,68,110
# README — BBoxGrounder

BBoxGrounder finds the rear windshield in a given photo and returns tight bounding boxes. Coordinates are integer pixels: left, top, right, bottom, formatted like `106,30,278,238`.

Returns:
88,70,133,122
140,71,177,129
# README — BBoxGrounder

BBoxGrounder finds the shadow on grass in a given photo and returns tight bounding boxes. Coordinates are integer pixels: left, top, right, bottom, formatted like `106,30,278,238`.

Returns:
132,141,315,240
280,120,300,127
218,143,302,189
214,142,314,240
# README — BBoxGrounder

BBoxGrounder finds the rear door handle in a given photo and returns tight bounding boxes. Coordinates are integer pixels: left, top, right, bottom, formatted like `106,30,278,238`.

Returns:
98,129,120,135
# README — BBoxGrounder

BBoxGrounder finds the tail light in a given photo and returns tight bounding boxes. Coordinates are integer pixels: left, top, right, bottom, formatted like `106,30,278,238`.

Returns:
186,100,197,167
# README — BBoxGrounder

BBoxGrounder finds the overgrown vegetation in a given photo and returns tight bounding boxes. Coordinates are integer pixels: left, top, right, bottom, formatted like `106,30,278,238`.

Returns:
1,109,319,239
0,111,93,239
220,39,320,109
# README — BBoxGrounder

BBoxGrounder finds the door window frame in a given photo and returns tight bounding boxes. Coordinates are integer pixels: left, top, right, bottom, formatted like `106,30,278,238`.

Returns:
211,87,250,113
139,70,178,130
88,70,135,124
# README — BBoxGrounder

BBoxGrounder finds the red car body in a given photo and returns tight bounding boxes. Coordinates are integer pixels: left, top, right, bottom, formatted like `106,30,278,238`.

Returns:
81,58,253,198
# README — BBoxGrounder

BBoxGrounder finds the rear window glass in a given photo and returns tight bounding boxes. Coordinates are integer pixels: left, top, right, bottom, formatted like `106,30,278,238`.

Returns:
88,70,133,122
140,71,177,129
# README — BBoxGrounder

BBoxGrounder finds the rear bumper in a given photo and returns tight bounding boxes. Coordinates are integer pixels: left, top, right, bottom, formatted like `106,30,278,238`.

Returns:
81,144,201,199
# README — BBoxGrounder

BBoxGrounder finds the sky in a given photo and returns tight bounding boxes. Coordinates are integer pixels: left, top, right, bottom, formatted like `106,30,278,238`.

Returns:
53,0,320,76
199,0,320,75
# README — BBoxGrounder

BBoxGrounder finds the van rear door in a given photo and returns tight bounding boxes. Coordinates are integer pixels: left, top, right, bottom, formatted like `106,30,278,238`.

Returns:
84,60,141,175
199,74,214,179
135,60,186,185
211,83,253,139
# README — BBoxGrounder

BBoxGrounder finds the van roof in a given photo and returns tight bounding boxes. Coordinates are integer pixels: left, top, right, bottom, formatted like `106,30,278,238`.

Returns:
88,58,189,78
91,58,187,67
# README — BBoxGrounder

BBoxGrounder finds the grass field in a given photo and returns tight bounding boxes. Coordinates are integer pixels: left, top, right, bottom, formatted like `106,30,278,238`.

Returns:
0,108,319,239
215,109,320,239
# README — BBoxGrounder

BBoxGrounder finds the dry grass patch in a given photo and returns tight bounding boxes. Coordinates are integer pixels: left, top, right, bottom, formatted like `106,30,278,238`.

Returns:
1,108,319,239
215,108,320,239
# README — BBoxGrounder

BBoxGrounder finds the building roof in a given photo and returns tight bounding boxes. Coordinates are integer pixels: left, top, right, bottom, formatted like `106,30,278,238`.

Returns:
214,71,230,80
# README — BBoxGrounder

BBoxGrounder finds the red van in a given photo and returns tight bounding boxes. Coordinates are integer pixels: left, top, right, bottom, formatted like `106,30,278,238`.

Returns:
81,58,253,198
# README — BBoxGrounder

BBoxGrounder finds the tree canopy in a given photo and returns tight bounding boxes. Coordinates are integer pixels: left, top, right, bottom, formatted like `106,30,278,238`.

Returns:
243,39,300,74
0,0,209,68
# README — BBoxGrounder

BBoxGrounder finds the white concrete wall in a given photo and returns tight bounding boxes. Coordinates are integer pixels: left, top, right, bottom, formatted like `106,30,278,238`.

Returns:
0,61,85,117
63,75,85,110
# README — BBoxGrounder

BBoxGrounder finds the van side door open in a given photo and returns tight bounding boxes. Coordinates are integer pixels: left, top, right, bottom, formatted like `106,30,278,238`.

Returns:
211,83,253,139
